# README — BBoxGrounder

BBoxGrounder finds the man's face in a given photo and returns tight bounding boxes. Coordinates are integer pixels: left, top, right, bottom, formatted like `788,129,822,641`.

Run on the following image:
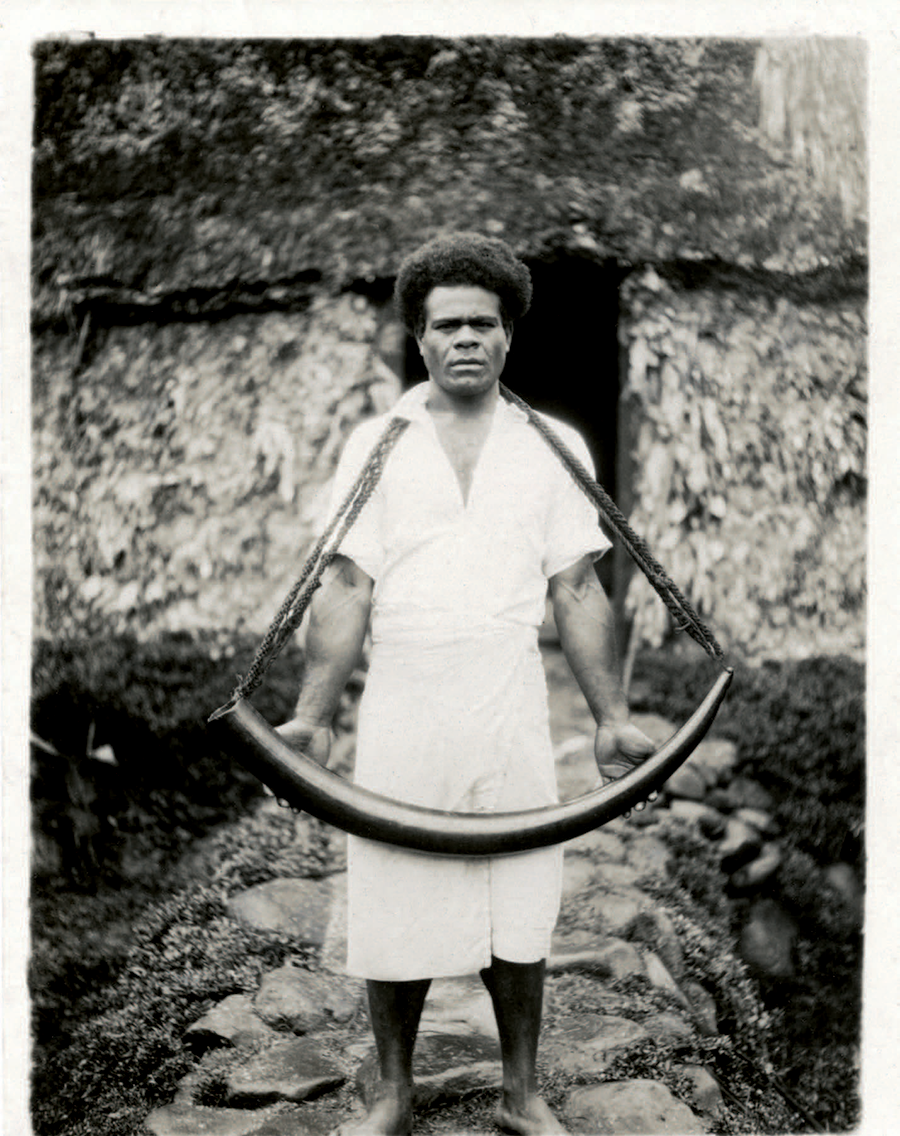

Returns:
417,285,512,401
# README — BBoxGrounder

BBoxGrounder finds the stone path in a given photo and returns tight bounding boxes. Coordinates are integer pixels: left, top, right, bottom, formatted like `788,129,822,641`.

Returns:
142,711,734,1136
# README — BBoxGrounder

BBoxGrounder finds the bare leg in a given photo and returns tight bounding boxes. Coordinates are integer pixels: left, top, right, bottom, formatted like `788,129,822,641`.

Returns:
339,977,431,1136
481,956,567,1135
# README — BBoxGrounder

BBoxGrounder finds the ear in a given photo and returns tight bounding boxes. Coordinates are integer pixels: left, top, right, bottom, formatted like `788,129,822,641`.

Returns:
504,325,514,349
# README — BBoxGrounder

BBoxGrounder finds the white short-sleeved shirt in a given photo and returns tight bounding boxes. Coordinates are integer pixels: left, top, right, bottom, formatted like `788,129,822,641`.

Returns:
330,382,610,641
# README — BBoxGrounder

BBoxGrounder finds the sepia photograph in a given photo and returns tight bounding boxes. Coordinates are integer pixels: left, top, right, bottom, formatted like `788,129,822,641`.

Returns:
4,5,891,1135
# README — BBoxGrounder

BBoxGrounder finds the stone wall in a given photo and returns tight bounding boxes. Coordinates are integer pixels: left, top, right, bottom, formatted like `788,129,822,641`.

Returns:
618,270,866,661
32,294,401,643
33,274,866,662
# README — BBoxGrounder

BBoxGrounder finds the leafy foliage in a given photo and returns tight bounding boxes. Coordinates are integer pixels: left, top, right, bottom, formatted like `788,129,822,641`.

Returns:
31,36,864,317
30,630,307,884
632,651,864,868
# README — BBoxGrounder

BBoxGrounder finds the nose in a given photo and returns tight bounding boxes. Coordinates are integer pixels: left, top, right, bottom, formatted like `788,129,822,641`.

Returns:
453,324,479,346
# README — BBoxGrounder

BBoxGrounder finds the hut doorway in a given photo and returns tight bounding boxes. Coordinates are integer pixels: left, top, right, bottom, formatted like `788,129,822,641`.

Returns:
401,254,625,593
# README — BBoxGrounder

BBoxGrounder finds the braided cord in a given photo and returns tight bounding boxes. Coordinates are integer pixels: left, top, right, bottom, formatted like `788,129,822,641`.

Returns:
499,383,725,662
213,416,409,715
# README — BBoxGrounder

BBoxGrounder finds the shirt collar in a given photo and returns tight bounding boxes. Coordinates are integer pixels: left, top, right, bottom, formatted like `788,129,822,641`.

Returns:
390,381,529,427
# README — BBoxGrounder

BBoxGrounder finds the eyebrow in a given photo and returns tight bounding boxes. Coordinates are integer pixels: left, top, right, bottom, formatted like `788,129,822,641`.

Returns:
430,314,501,326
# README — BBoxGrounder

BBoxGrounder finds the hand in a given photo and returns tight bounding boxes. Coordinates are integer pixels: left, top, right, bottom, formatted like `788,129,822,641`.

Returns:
594,720,656,787
275,717,333,768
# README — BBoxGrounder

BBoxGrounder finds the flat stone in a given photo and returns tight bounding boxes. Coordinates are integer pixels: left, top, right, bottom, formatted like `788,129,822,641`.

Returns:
730,842,783,890
419,974,497,1039
667,800,726,838
724,777,774,812
592,860,641,888
562,887,646,938
551,1018,651,1076
740,898,797,978
356,1031,501,1108
253,964,350,1034
563,827,628,861
226,1037,345,1105
624,833,671,879
689,737,738,784
566,1079,704,1134
681,1064,724,1113
625,909,684,980
642,951,691,1011
718,818,762,873
185,994,280,1051
548,939,645,982
663,764,708,802
734,807,779,836
642,1011,696,1043
144,1102,286,1136
824,862,864,924
227,878,334,947
562,855,600,896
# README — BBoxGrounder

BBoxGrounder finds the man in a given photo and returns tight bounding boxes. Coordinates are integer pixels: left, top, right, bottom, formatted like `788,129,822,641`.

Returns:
277,233,655,1135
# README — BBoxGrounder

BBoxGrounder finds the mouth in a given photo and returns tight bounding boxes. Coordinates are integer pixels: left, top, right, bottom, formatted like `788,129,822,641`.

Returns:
449,359,484,370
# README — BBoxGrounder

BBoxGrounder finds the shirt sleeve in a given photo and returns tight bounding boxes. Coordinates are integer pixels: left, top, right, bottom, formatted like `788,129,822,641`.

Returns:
541,418,612,579
325,417,386,581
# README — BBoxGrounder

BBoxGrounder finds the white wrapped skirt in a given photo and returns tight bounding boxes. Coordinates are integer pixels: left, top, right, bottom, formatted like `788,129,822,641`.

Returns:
346,619,563,981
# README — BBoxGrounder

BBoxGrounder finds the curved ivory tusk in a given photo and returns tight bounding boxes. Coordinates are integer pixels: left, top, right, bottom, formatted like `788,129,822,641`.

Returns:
210,667,733,855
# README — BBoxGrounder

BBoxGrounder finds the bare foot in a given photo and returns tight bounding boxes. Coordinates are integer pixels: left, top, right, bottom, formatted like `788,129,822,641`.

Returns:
496,1093,568,1135
335,1089,413,1136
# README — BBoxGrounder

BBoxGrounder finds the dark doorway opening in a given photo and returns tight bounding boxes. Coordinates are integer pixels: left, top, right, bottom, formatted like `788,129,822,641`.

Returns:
402,255,626,593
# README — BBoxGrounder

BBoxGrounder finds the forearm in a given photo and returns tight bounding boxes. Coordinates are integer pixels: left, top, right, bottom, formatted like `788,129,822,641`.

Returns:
550,557,629,727
292,555,373,726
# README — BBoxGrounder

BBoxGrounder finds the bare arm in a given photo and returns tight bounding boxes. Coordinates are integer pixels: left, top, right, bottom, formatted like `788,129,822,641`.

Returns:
550,555,655,782
275,554,374,767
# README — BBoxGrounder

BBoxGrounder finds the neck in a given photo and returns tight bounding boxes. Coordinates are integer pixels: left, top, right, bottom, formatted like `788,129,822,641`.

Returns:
425,379,500,418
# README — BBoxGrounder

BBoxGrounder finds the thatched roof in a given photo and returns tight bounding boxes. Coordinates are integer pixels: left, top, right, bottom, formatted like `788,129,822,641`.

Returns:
32,37,867,325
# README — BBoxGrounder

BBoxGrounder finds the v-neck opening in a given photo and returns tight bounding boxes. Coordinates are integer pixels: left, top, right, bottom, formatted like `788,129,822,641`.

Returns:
425,401,500,510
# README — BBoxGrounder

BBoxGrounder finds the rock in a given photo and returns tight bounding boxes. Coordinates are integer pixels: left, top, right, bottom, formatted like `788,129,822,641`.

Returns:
419,974,497,1039
563,828,628,860
724,777,775,812
253,964,348,1034
740,898,797,978
730,842,783,890
356,1031,501,1108
718,818,762,873
185,994,279,1051
562,856,600,896
566,1078,704,1134
626,909,685,980
682,980,719,1036
824,862,864,925
558,884,649,941
547,939,645,982
227,878,334,947
689,737,739,784
642,951,691,1010
549,1016,651,1076
734,807,779,836
629,800,662,826
591,860,641,888
225,1037,345,1105
681,1064,724,1113
667,800,726,837
662,764,708,802
625,833,671,879
643,1011,696,1043
144,1102,287,1135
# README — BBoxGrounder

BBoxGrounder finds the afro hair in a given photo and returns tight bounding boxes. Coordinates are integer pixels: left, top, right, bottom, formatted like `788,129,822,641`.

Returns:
394,232,533,335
